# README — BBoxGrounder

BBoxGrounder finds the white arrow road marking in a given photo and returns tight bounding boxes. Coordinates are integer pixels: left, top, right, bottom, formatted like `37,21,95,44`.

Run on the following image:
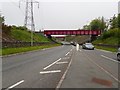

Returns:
56,61,68,65
6,80,24,90
101,55,120,63
43,58,61,70
40,70,61,74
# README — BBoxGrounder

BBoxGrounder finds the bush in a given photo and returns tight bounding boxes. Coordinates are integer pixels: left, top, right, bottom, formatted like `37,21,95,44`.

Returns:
2,23,11,35
101,28,120,39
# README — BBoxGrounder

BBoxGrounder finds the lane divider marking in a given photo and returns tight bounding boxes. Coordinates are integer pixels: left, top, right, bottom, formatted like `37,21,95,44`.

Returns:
62,57,69,60
82,51,120,84
101,55,120,63
65,52,70,56
43,58,61,70
6,80,24,90
70,49,72,52
56,61,68,65
56,58,73,89
87,56,120,83
40,70,61,74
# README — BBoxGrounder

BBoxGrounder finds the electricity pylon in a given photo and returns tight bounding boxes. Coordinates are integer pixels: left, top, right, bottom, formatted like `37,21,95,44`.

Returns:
19,0,39,46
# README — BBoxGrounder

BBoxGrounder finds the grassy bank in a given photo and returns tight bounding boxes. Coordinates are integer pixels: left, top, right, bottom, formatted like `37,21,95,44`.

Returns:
2,44,61,56
95,45,117,52
11,27,50,42
93,28,119,52
93,28,119,45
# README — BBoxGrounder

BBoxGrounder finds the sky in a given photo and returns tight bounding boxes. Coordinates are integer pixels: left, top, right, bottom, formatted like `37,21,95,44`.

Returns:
0,0,119,31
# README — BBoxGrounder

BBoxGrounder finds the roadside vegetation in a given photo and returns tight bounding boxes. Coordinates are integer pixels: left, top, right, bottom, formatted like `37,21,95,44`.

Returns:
93,28,120,45
95,45,117,52
2,25,51,42
82,14,120,52
2,44,61,56
0,16,61,56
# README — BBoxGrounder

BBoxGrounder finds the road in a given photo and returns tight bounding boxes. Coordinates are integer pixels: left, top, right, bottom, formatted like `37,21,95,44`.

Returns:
2,45,119,89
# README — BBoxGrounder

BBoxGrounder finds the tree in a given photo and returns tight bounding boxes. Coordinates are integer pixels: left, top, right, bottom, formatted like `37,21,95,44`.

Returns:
0,15,4,29
82,25,90,30
100,16,106,33
117,14,120,29
89,17,106,33
109,15,118,29
0,16,4,23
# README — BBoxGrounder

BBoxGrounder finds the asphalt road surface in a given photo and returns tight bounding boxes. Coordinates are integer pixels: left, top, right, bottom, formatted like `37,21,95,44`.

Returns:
2,45,120,89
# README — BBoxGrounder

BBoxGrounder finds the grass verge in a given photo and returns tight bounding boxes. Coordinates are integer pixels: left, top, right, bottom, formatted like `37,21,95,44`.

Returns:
95,45,117,52
2,44,61,56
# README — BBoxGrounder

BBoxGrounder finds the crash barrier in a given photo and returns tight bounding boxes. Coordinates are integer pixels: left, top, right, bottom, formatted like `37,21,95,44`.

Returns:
2,42,56,48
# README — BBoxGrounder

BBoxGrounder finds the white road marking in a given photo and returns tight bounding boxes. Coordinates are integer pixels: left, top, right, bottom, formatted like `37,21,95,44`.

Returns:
89,59,120,83
56,58,73,89
56,61,68,64
70,48,72,52
101,55,120,63
40,70,61,74
65,52,70,56
62,57,69,60
43,58,61,70
6,80,24,89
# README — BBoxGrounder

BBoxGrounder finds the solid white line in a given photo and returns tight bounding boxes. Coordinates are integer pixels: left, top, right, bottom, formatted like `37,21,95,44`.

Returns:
70,49,72,52
89,59,120,83
62,57,70,60
56,58,73,89
101,55,120,63
43,58,61,70
65,52,70,56
56,61,68,64
40,70,61,74
7,80,24,89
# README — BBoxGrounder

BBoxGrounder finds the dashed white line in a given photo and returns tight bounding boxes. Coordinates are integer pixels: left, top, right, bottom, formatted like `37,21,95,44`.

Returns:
43,58,61,70
40,70,61,74
101,55,120,63
56,61,68,64
65,52,70,56
6,80,24,90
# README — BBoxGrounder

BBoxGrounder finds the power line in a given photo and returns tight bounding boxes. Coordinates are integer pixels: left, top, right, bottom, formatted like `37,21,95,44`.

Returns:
19,0,39,46
10,1,25,16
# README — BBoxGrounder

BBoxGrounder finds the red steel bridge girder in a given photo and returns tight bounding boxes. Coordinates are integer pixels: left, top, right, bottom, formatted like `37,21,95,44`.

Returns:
44,30,101,36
